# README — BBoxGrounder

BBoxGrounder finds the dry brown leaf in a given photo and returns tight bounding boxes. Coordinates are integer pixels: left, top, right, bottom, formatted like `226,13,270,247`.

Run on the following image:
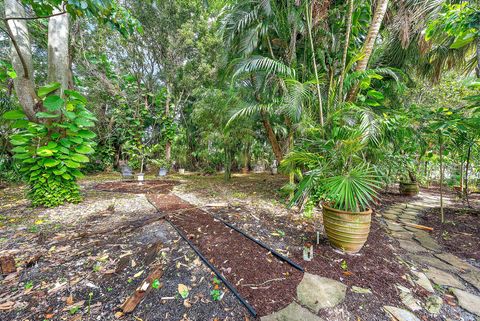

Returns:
0,301,14,311
66,295,74,305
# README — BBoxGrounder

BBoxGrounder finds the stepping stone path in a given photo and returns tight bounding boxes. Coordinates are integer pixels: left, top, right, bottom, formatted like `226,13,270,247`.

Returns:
380,192,480,320
261,302,324,321
296,273,347,313
261,273,346,321
262,191,480,321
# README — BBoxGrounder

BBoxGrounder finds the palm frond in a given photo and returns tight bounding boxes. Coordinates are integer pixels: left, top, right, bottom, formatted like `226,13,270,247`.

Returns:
232,56,296,79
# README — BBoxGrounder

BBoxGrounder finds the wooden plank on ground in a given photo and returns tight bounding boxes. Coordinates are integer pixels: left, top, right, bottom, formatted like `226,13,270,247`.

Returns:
120,266,163,313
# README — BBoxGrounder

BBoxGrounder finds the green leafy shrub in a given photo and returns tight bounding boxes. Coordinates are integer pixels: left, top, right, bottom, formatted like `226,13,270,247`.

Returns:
3,83,96,207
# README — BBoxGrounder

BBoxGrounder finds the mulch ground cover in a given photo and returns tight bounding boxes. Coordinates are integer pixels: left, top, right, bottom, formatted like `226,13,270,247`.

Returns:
148,193,304,317
420,206,480,261
94,180,179,194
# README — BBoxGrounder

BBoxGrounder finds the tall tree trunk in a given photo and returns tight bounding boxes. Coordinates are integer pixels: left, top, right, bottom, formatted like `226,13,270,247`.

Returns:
48,10,70,94
465,144,471,207
338,0,353,102
439,135,444,223
305,1,324,126
165,85,171,162
476,37,480,78
5,0,39,121
346,0,389,101
261,110,283,163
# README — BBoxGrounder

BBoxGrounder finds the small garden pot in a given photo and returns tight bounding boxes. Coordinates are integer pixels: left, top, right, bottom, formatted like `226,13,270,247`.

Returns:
322,204,372,254
158,168,168,177
399,181,419,196
137,173,144,181
178,168,185,175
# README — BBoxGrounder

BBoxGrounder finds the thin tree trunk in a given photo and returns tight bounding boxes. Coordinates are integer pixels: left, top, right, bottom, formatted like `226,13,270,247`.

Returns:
476,37,480,78
459,161,464,191
48,10,70,95
465,144,471,207
338,0,353,102
5,0,39,121
305,1,324,126
165,85,171,162
439,135,444,223
261,110,283,163
346,0,389,101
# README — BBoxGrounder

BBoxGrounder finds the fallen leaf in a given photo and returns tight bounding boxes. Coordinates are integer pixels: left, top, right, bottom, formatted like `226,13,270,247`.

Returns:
178,283,189,299
183,299,191,308
45,313,55,319
66,295,74,305
0,301,14,311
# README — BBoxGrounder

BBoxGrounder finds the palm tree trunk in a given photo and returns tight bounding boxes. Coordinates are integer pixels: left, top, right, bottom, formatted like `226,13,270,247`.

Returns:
465,144,471,207
476,37,480,78
305,1,324,126
261,110,283,163
338,0,353,102
439,134,444,223
347,0,389,101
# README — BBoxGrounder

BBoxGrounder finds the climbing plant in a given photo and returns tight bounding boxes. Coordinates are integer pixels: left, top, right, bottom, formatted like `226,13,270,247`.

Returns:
2,83,96,207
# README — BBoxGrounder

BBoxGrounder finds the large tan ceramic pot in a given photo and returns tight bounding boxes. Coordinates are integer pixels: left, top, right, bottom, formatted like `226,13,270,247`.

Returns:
399,181,419,196
322,204,372,253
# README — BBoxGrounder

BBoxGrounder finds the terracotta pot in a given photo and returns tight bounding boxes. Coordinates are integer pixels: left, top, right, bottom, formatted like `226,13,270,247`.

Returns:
322,204,372,253
399,182,419,196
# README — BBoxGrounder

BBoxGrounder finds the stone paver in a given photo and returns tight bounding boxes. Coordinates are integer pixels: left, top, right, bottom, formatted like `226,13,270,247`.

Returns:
383,306,421,321
260,302,324,321
398,239,428,253
412,235,442,252
425,267,465,289
412,271,435,293
450,288,480,317
434,253,474,272
390,231,414,240
410,255,457,272
296,273,347,313
459,269,480,291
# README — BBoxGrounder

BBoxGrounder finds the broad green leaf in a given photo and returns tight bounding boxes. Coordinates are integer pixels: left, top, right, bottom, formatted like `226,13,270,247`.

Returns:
44,159,60,167
38,82,60,97
43,95,64,111
75,144,95,154
64,90,87,103
37,149,54,157
36,112,60,119
65,160,81,168
3,110,26,120
71,154,89,163
77,130,96,139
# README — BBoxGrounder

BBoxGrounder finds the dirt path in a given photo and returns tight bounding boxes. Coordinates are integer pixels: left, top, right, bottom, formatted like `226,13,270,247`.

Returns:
148,193,304,317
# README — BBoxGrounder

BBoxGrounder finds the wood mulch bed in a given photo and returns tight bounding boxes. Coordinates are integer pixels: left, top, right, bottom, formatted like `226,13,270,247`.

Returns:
420,206,480,261
148,193,304,317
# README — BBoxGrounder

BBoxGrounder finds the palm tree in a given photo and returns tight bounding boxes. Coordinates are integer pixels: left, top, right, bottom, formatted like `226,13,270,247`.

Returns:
347,0,390,101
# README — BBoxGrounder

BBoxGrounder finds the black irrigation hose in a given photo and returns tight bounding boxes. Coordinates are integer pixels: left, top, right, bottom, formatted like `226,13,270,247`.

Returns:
212,215,304,272
165,218,258,318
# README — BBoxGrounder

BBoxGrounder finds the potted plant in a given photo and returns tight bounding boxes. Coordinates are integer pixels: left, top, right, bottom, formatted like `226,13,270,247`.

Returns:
151,159,170,177
283,131,380,253
320,166,379,253
398,166,420,196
